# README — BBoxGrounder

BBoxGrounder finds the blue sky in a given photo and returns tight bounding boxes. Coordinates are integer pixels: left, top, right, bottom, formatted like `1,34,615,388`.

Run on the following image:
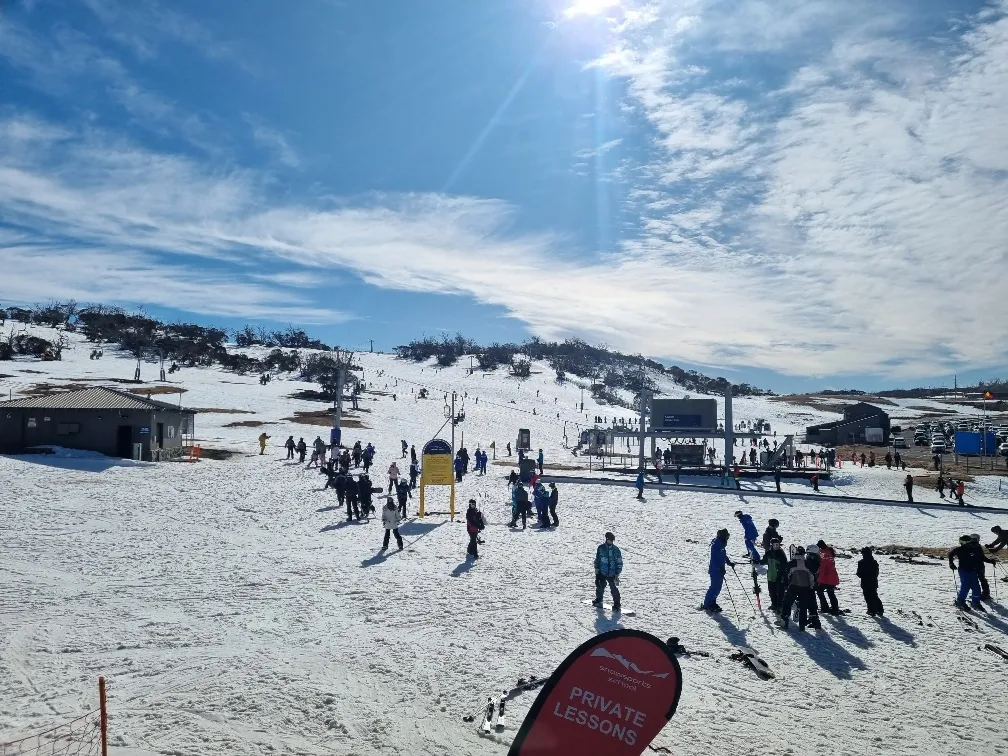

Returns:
1,0,1006,393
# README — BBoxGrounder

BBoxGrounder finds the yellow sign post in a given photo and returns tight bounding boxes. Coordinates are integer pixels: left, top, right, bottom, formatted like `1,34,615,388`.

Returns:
419,439,455,521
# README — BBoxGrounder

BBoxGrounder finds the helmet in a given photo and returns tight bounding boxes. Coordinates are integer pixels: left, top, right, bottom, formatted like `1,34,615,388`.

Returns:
970,534,980,541
734,510,743,518
795,545,806,555
769,519,779,527
959,535,971,544
605,531,615,542
806,544,820,555
717,528,730,540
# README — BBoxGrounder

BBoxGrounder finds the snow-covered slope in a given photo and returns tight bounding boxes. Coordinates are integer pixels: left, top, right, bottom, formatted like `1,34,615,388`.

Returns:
2,328,1007,756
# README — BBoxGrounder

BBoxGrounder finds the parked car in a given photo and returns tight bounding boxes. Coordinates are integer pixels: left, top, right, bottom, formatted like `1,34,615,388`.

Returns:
893,436,908,449
931,440,947,454
1000,442,1008,458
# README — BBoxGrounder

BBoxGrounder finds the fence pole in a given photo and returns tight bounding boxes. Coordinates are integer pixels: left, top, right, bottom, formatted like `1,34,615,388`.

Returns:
99,676,108,756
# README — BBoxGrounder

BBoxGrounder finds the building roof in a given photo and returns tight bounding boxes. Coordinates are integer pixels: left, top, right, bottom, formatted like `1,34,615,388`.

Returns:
0,386,194,413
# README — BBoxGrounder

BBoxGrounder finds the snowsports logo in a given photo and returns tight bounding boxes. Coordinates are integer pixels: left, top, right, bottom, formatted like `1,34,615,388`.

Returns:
590,647,669,678
508,629,682,756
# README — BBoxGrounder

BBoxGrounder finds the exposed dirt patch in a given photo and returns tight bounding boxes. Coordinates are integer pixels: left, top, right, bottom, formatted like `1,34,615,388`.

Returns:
190,408,255,415
223,420,273,428
18,369,45,374
283,410,367,428
773,394,897,415
191,447,237,461
20,382,93,397
0,374,13,379
871,544,1002,561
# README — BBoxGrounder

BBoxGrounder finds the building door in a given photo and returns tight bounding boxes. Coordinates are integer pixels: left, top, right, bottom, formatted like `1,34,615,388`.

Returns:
156,422,165,448
116,425,133,458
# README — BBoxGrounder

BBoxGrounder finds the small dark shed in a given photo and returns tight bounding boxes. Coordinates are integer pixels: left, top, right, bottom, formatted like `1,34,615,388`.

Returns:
805,402,891,445
0,387,196,460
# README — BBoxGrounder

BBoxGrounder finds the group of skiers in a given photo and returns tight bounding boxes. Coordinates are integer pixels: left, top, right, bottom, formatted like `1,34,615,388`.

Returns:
948,528,1006,611
507,474,559,529
454,447,489,480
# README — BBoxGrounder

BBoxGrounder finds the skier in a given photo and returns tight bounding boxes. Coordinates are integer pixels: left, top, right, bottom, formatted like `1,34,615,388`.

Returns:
593,532,622,610
296,437,307,463
949,535,986,611
358,474,375,519
762,518,781,553
856,546,884,616
548,482,559,527
703,528,735,612
285,435,295,459
904,474,914,503
968,534,996,600
988,526,1008,552
362,443,375,474
734,510,760,561
352,441,362,468
387,461,400,494
312,436,326,467
815,540,841,615
779,546,820,631
509,484,529,529
761,538,788,614
395,477,411,519
258,432,270,455
339,449,351,473
537,448,544,475
466,499,485,559
344,475,360,521
533,483,550,527
635,470,645,500
381,497,404,551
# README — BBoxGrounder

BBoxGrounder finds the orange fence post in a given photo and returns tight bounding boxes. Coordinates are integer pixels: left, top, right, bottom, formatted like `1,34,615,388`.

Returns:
99,676,108,756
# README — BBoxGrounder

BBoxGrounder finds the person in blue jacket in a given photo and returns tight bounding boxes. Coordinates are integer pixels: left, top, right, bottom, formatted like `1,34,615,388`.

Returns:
593,532,623,610
735,510,760,561
635,469,645,500
533,483,551,528
537,448,545,475
453,453,465,482
704,528,736,612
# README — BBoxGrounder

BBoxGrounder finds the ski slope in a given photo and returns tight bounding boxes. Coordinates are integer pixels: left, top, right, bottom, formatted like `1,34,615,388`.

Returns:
2,328,1007,756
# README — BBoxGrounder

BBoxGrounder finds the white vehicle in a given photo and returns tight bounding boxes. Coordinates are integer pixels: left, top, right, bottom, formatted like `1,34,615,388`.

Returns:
931,440,947,454
1000,442,1008,458
893,436,908,449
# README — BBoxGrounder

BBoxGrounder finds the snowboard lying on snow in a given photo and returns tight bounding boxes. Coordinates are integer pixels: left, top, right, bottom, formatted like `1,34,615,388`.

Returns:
730,646,775,679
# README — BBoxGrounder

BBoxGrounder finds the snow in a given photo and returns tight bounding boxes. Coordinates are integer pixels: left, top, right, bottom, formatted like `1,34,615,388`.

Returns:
2,327,1007,756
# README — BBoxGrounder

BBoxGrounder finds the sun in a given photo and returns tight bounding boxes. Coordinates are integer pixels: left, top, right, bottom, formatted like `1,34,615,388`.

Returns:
563,0,621,19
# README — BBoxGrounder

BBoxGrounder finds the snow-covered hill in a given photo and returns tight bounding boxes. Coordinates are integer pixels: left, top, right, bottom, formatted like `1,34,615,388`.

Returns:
2,327,1007,755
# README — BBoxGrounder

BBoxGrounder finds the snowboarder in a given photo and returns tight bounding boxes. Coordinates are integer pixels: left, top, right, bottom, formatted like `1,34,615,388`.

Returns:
734,510,760,561
949,535,986,611
779,547,820,631
547,482,559,527
258,432,270,455
296,438,307,463
703,528,735,612
395,478,411,518
593,532,622,610
988,526,1008,553
815,540,841,615
762,518,781,553
285,435,295,459
856,546,884,616
904,474,914,503
387,461,400,494
381,498,404,551
635,470,645,500
466,499,485,559
761,539,788,614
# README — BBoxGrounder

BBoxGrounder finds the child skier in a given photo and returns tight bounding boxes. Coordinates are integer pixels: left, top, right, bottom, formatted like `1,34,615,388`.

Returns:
466,499,485,559
381,497,403,551
593,532,623,610
734,511,760,561
815,540,841,615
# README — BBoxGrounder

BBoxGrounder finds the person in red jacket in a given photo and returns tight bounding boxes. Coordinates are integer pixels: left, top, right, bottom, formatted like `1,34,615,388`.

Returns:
815,539,841,615
466,499,485,560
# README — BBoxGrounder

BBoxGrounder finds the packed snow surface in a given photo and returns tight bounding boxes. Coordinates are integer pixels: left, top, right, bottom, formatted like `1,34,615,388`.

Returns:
2,329,1007,755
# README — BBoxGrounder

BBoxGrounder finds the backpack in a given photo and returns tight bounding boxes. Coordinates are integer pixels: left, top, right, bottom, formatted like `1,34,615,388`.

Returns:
789,557,813,588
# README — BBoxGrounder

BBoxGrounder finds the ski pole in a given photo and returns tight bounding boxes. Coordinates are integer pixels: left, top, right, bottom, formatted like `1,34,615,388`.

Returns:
732,566,757,617
723,576,742,626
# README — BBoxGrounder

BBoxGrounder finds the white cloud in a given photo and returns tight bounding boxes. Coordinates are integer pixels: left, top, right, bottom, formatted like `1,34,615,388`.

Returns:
244,115,301,169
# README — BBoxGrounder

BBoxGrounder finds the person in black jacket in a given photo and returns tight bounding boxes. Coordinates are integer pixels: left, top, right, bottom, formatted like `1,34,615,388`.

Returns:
761,519,781,553
989,526,1008,553
395,478,411,519
358,474,374,520
949,534,987,610
509,485,530,528
296,438,307,463
761,539,788,615
970,534,996,601
466,499,485,559
856,546,884,616
344,476,360,520
285,435,295,459
547,482,559,527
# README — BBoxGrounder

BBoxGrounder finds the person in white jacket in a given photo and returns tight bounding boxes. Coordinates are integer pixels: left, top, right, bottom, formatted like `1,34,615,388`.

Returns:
387,462,400,494
381,497,404,551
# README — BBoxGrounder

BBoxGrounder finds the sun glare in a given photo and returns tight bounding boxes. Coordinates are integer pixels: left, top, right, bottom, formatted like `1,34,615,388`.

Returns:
563,0,621,19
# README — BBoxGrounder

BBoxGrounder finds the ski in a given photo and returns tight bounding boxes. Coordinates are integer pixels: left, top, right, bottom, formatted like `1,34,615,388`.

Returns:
731,646,775,679
956,613,981,633
495,691,507,731
983,643,1008,662
583,599,635,616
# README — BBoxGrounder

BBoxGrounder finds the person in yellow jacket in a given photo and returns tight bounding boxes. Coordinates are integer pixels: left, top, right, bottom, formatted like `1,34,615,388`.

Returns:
258,432,271,455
